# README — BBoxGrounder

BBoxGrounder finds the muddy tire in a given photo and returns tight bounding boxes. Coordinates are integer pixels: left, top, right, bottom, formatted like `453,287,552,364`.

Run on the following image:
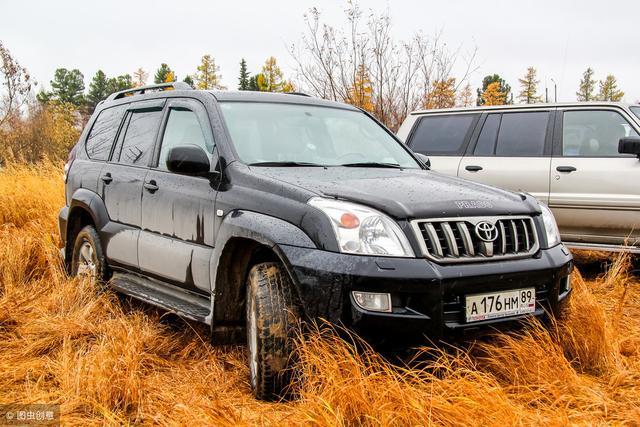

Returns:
246,262,300,401
71,225,110,284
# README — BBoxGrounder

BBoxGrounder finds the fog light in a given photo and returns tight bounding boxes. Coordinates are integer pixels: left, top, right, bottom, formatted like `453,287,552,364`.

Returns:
560,275,572,294
352,291,392,313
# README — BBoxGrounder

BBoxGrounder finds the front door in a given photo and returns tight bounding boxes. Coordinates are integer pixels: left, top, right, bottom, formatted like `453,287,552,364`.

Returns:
549,108,640,246
99,100,165,270
139,98,218,294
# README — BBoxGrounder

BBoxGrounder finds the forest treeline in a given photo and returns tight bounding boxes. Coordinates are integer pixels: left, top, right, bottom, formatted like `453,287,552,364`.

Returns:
0,3,630,163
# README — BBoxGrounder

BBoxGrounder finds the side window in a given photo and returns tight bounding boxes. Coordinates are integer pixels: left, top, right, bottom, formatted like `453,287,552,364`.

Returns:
158,108,214,170
85,105,126,160
495,112,549,156
562,110,640,157
473,114,500,155
409,114,477,155
115,109,163,166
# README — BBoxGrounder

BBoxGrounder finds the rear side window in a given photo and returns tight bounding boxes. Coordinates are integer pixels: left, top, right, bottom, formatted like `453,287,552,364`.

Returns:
85,105,126,160
495,112,549,156
115,110,163,166
409,114,477,155
474,114,500,155
630,106,640,121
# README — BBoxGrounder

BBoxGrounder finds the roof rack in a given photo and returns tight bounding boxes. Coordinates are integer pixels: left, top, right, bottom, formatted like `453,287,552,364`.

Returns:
106,82,193,101
285,92,311,97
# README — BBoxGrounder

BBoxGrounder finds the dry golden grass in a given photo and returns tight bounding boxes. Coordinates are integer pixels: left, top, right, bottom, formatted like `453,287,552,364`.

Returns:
1,162,639,425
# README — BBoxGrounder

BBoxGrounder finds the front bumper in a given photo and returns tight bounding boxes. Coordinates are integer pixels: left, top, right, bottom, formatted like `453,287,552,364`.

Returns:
279,244,572,342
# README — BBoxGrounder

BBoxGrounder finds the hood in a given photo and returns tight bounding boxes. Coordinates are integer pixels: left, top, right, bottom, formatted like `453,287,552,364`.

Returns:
250,166,541,219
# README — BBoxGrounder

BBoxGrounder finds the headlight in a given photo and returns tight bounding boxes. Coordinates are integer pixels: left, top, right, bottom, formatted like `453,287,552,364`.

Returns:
308,197,415,257
540,203,561,248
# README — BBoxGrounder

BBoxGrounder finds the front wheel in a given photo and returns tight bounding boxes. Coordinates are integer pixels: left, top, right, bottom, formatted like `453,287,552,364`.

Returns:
246,262,300,401
70,225,110,284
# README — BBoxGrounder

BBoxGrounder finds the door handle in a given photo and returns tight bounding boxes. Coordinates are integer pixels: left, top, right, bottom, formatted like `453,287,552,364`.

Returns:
101,173,113,184
143,180,159,192
465,165,483,172
556,166,577,173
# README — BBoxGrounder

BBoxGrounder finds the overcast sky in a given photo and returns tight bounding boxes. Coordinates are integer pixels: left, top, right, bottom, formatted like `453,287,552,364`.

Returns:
2,0,639,104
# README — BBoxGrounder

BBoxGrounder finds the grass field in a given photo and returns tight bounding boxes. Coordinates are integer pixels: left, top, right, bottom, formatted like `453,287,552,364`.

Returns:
1,162,639,425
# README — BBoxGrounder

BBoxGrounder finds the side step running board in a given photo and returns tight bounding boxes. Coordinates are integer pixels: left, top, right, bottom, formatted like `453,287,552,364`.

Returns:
110,272,212,324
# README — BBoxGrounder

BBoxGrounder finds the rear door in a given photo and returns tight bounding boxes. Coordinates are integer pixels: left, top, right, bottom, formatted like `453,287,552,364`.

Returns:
458,110,554,203
138,98,218,294
549,107,640,246
99,99,165,270
405,113,480,176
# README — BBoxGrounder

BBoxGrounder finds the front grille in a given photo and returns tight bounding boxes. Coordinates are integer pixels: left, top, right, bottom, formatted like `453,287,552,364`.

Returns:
410,216,539,263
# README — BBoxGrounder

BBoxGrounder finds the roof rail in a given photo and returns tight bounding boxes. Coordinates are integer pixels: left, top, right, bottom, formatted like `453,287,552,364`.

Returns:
285,92,311,97
106,82,193,101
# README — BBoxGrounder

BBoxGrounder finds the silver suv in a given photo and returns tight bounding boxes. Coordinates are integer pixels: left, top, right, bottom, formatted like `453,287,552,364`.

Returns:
398,103,640,253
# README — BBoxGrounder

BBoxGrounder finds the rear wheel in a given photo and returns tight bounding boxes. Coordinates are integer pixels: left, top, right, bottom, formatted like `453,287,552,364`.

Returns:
246,262,300,401
71,225,110,284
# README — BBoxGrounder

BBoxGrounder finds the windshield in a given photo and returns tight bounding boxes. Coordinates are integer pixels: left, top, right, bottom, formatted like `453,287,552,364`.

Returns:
219,102,420,168
631,106,640,121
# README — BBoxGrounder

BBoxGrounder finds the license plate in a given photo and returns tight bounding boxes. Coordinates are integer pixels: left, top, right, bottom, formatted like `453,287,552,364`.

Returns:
465,288,536,323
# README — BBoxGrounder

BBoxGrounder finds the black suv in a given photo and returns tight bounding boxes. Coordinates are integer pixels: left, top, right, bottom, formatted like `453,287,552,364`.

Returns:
59,83,572,400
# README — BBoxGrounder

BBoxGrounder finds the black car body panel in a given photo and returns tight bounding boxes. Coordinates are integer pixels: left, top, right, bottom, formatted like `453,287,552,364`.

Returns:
249,166,539,219
60,86,572,347
279,243,571,341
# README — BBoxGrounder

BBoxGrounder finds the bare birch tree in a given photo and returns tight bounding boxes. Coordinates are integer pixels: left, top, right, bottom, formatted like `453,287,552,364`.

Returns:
1,41,33,129
290,4,477,130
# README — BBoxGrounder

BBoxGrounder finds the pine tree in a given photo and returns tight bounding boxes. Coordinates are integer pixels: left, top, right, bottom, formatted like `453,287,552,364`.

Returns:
195,54,225,90
424,78,456,109
576,67,596,101
106,74,133,94
154,63,175,84
238,58,250,90
183,75,195,89
248,75,259,91
477,74,511,106
457,83,474,107
347,64,374,111
133,67,148,87
257,56,293,92
597,74,624,101
482,82,507,106
517,67,542,104
40,68,85,107
86,70,110,113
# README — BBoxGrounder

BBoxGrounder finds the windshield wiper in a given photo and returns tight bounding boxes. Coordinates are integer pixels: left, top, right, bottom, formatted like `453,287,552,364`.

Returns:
339,162,403,169
248,161,325,167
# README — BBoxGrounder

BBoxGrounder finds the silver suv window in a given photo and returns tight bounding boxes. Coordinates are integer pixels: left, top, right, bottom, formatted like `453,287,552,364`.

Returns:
631,106,640,121
495,112,549,156
409,114,478,155
562,110,639,157
472,112,549,157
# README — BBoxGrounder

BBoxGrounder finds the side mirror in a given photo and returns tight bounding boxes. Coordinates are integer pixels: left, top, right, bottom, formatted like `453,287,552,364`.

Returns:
618,137,640,159
166,145,211,176
415,153,431,168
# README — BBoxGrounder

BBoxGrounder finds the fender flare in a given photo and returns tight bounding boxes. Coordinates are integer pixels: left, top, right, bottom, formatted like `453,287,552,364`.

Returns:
67,188,110,235
209,210,317,324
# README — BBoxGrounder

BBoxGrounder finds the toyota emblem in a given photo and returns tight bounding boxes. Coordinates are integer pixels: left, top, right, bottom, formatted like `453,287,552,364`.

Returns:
475,221,498,242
